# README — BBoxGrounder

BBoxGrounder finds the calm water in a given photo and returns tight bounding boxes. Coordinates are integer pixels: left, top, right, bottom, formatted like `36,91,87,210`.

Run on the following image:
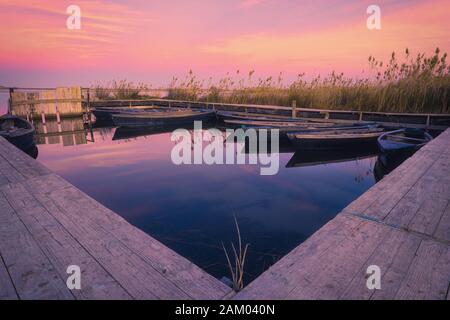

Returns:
19,116,380,284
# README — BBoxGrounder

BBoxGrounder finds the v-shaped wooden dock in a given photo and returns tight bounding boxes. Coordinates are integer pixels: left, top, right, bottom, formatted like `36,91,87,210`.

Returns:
1,129,449,300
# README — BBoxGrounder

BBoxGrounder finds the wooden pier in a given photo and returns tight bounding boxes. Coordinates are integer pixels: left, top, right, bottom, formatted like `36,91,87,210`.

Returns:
0,127,449,299
0,136,232,300
235,128,450,300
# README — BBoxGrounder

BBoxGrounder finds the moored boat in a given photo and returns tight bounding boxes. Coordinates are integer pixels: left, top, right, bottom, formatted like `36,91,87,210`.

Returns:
377,128,433,167
92,105,174,122
112,109,216,127
217,111,375,126
0,114,35,149
286,145,379,168
377,128,433,154
286,127,385,150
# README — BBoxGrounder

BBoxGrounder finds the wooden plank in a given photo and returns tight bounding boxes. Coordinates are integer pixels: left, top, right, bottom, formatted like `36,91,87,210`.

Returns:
408,197,448,237
234,215,366,299
0,193,74,299
1,182,132,300
24,173,231,300
342,150,436,218
16,180,191,300
0,138,51,179
434,202,450,243
0,254,18,299
284,218,389,299
341,228,421,300
395,240,450,300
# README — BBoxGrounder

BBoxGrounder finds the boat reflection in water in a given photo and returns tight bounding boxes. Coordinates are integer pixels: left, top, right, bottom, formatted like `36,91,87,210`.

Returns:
286,145,379,168
23,143,39,159
113,122,214,141
373,151,414,182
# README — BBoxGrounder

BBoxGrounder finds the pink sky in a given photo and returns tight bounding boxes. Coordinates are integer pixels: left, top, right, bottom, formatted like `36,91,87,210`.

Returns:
0,0,449,87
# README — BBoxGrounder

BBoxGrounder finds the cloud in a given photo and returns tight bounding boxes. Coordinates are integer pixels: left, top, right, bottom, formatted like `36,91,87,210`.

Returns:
240,0,267,8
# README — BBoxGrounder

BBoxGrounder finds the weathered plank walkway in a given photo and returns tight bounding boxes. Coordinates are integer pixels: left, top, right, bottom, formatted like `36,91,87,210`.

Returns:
0,137,232,300
235,128,450,300
1,128,449,300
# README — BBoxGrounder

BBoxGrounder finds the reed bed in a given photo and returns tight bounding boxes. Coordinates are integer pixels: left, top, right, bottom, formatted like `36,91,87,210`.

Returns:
167,48,450,113
92,79,150,100
222,216,249,292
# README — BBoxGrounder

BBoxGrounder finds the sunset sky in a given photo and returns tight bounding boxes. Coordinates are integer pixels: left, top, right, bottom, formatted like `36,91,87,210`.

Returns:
0,0,449,87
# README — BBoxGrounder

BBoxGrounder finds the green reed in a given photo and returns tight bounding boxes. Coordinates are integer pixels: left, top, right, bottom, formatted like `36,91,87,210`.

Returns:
167,48,449,113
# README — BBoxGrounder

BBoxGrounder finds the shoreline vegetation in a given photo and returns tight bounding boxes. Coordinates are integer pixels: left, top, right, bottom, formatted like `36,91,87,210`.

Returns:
92,48,450,114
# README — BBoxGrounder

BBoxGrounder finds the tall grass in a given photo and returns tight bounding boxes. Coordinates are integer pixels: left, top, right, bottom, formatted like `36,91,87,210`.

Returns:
92,79,149,100
167,48,450,113
222,216,249,292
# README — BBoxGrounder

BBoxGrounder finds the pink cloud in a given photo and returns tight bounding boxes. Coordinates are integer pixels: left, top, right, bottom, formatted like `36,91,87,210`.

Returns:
0,0,449,86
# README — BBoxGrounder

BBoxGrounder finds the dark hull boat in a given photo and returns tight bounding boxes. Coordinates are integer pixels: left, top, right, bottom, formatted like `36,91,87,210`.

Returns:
112,122,215,140
286,145,379,168
112,109,216,127
92,106,177,122
377,128,433,167
287,127,385,150
0,115,35,149
217,111,310,123
377,128,433,154
217,111,376,126
223,118,375,128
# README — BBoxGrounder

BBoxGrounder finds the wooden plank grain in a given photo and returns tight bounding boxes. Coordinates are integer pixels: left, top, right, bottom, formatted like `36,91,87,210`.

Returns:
434,202,450,243
0,254,18,299
234,215,365,299
340,227,421,300
395,240,450,300
23,173,230,299
285,218,389,299
1,182,132,300
0,193,74,300
408,197,448,237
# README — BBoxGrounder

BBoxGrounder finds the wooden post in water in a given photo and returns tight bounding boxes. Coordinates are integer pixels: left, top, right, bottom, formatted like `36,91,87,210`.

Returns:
56,108,61,123
291,100,297,118
8,88,14,114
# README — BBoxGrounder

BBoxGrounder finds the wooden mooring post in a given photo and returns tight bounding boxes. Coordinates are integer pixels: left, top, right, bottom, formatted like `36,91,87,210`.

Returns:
7,88,14,114
291,100,297,118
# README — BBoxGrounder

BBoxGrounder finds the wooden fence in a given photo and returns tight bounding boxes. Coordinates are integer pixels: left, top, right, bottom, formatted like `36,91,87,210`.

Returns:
9,87,84,118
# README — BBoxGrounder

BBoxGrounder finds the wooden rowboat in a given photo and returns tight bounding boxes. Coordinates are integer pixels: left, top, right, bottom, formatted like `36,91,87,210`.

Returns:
0,114,35,149
286,127,385,150
377,128,433,168
377,129,433,154
217,111,375,125
286,146,379,168
92,106,176,121
112,109,216,127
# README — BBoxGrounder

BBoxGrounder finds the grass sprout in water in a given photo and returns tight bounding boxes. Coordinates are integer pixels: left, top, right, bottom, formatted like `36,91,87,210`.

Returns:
222,216,249,292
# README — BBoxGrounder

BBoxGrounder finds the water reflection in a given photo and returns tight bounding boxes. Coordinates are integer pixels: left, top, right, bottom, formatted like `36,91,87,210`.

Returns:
33,117,384,283
32,117,90,147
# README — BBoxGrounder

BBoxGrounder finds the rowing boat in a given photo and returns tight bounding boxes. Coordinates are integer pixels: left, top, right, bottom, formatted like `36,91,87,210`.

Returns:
377,128,433,168
286,145,379,168
286,127,385,150
92,105,175,121
0,114,35,149
217,111,375,125
377,128,432,154
112,109,216,127
217,111,293,122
